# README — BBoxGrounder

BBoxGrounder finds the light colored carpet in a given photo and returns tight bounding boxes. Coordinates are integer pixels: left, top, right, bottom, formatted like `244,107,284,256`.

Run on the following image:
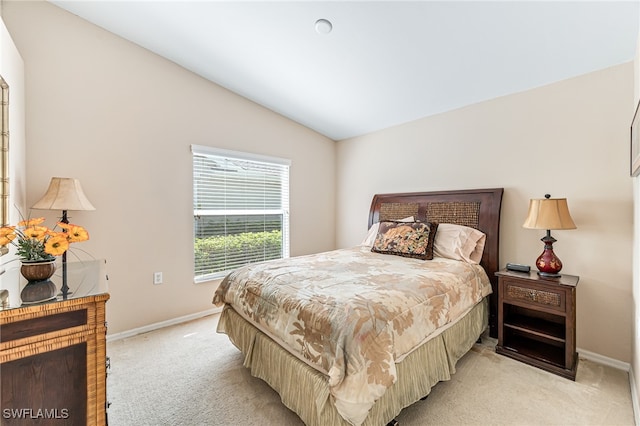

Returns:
106,314,635,426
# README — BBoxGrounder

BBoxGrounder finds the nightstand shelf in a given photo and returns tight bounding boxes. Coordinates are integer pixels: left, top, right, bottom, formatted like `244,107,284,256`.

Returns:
503,313,565,342
495,270,578,380
502,334,566,367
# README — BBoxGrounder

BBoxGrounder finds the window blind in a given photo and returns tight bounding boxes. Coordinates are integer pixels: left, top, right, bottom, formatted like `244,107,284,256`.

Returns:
192,145,290,282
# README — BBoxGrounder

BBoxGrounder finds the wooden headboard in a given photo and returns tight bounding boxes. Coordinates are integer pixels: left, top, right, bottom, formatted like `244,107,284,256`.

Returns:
368,188,504,337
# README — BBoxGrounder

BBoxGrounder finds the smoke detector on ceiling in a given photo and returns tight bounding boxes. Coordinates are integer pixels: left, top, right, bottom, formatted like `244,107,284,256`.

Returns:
315,19,332,35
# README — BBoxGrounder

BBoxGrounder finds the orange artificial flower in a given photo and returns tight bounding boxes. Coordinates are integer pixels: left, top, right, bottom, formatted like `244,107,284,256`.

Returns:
57,223,90,243
22,225,48,241
17,217,45,227
0,226,16,246
44,234,70,256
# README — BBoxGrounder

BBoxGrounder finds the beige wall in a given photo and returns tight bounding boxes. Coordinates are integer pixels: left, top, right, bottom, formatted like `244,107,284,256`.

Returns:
336,63,635,362
2,1,336,334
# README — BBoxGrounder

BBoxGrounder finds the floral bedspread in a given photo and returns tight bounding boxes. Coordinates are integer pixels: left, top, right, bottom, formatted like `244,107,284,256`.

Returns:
213,246,491,426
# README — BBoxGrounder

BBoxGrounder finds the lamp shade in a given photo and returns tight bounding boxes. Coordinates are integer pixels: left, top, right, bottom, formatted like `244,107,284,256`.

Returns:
31,177,95,211
522,197,576,230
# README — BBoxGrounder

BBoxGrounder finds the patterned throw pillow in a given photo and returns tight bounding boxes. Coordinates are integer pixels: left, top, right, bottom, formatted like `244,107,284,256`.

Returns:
371,221,438,260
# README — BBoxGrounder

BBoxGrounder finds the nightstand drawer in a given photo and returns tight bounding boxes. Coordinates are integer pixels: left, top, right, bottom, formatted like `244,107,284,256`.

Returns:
503,280,565,312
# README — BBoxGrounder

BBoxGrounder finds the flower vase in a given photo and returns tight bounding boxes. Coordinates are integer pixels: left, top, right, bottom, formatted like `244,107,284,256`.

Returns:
20,259,57,304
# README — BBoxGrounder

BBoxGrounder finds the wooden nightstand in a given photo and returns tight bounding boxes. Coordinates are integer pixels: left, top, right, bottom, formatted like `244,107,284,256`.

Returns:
495,269,578,380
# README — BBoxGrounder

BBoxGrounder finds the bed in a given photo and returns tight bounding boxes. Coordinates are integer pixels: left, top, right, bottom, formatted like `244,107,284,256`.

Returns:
213,188,503,426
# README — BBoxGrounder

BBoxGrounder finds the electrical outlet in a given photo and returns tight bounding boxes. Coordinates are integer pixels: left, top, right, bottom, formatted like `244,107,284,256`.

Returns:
153,272,163,285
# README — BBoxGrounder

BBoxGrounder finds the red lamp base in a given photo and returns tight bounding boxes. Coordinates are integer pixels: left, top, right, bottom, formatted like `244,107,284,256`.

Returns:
536,232,563,278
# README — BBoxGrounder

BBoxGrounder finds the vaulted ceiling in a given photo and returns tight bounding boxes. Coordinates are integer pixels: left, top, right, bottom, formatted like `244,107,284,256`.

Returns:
50,1,639,140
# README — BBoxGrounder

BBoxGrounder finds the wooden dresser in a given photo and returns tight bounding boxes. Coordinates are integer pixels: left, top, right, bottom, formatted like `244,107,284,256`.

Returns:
0,262,109,425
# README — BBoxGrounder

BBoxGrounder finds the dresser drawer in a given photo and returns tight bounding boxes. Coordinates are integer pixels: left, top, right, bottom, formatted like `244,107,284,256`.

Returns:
502,280,566,312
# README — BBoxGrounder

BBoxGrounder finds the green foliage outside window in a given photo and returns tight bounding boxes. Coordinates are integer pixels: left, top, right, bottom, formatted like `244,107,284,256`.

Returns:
194,230,282,275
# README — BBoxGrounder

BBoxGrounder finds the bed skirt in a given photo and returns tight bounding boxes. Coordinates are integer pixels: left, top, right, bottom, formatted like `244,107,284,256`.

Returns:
218,297,488,426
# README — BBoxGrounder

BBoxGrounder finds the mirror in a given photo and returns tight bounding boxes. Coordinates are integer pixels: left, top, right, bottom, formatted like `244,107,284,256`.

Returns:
0,75,8,256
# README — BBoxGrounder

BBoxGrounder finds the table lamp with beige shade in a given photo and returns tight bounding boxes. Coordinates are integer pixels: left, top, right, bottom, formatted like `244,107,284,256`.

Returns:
31,177,95,297
522,194,576,278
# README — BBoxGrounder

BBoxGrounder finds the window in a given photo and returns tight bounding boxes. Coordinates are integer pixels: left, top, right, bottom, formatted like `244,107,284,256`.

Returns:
192,145,290,282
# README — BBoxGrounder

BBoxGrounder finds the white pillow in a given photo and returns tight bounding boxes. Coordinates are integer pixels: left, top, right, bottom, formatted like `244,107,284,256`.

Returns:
361,216,414,247
433,223,486,264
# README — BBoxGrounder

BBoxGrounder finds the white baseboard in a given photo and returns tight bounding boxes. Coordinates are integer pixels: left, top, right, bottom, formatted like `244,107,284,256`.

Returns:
577,346,631,372
629,367,640,426
106,307,222,342
581,347,638,422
